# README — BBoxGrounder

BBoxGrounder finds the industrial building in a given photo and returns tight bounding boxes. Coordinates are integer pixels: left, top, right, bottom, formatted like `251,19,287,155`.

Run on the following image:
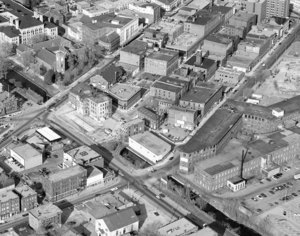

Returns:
121,118,145,140
36,127,61,143
29,203,62,231
9,143,43,170
109,83,142,110
128,131,171,164
42,165,87,202
168,106,198,130
177,107,243,173
214,67,245,87
67,145,104,167
0,190,20,220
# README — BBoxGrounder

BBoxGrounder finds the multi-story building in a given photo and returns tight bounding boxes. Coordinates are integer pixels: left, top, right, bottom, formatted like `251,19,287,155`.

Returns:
0,190,20,219
109,83,142,110
177,107,243,173
184,9,223,38
142,28,168,48
201,34,234,65
183,51,217,79
80,13,140,46
214,67,245,87
121,118,145,140
128,3,161,24
228,11,257,34
69,83,112,121
218,24,246,39
14,185,37,212
194,139,261,192
0,26,20,45
150,0,180,11
168,106,198,130
42,165,87,202
152,20,184,42
144,49,179,76
120,40,148,70
158,218,198,236
245,0,267,22
179,82,223,116
266,0,290,18
29,203,62,231
138,106,163,130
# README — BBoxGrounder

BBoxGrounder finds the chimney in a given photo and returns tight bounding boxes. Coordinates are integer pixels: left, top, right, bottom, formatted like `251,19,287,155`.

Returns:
39,14,43,22
15,19,19,29
195,50,202,66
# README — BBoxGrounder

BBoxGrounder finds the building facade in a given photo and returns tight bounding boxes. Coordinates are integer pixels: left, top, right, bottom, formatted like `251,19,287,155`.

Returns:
14,185,37,212
168,106,197,130
137,106,163,130
121,118,145,140
214,67,245,87
0,190,20,220
266,0,290,18
245,0,267,22
120,40,148,69
43,165,87,202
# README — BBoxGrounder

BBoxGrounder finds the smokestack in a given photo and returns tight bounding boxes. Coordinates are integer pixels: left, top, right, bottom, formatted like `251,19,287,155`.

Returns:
39,14,43,22
15,19,19,29
195,50,202,66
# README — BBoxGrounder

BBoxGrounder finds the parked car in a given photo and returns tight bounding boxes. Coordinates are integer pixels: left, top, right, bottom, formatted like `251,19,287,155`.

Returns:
261,193,267,198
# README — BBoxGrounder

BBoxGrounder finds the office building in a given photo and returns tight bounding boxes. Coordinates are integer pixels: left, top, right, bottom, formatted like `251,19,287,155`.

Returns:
42,165,87,202
145,49,179,76
128,3,161,24
0,190,20,219
168,106,198,130
14,185,37,212
121,118,145,139
266,0,290,18
245,0,267,22
214,67,245,87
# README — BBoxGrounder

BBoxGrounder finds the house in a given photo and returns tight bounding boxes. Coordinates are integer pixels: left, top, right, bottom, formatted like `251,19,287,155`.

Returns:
138,106,163,130
95,207,139,236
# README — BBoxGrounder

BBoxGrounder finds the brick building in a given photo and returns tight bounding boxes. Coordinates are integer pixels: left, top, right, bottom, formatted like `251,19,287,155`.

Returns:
244,0,267,22
14,185,37,212
179,82,223,116
228,11,257,35
121,118,145,140
144,49,179,76
0,190,20,219
42,165,87,202
214,67,245,87
138,106,163,130
168,106,197,130
177,107,243,173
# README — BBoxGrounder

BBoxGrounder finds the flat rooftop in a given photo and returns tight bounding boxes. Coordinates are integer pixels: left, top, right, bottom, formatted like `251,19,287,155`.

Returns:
185,55,216,69
195,139,260,176
205,34,232,45
130,131,171,156
12,143,41,160
158,218,198,236
47,165,86,182
189,10,220,25
67,145,101,162
147,49,178,61
178,108,242,153
166,32,201,51
180,84,220,104
216,67,245,76
152,81,183,93
153,20,183,34
268,95,300,115
14,185,36,198
36,127,61,142
121,40,148,55
109,83,141,101
0,190,18,202
30,203,62,219
230,11,256,22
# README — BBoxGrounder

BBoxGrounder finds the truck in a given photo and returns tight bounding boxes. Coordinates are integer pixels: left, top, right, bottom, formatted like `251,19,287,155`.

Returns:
294,173,300,180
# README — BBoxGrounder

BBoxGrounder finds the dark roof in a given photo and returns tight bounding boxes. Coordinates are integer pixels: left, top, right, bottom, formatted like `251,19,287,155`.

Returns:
208,5,233,15
0,26,20,38
159,76,189,87
16,44,31,52
44,21,57,29
177,108,242,153
155,0,177,5
19,16,43,29
187,10,220,25
180,87,217,104
121,40,148,55
36,49,56,66
2,0,33,17
101,207,138,232
268,95,300,115
100,64,124,84
205,34,232,45
152,81,182,93
270,16,288,25
99,31,120,43
138,106,160,120
185,56,216,69
147,49,178,61
0,15,9,24
33,37,73,51
205,162,235,176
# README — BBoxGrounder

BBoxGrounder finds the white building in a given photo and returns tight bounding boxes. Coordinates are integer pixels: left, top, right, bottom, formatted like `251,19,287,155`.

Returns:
150,0,180,11
227,177,246,192
36,127,61,142
158,218,198,236
95,207,139,236
10,144,43,170
128,131,171,164
86,166,103,187
214,67,245,87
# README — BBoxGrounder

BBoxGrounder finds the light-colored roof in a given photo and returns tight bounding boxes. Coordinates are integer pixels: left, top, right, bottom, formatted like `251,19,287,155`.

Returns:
36,127,61,142
130,131,171,156
30,203,62,220
47,165,87,182
158,218,198,236
67,145,101,163
14,185,36,198
12,143,41,160
109,83,141,101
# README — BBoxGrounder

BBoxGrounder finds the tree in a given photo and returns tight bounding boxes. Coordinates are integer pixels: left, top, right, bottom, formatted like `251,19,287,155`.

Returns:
28,34,47,46
0,43,14,78
21,51,34,67
63,70,72,86
44,69,55,85
67,55,75,70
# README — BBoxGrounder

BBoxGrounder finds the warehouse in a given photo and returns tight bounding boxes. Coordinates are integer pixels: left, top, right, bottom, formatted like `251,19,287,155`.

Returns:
10,143,43,170
128,131,171,164
36,127,61,142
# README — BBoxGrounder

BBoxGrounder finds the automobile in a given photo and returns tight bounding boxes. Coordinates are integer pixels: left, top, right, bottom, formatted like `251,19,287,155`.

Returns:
155,195,161,199
257,195,263,200
159,193,166,198
110,187,118,192
269,190,275,195
266,178,272,182
256,209,262,213
261,193,267,198
251,197,258,201
287,182,293,186
154,212,159,216
22,213,28,217
142,185,148,189
292,193,298,197
169,156,174,161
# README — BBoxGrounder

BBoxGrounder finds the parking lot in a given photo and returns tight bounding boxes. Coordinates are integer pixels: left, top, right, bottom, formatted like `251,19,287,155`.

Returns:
245,179,300,214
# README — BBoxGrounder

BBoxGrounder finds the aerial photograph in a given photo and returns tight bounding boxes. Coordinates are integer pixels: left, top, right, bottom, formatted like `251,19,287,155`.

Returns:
0,0,299,235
